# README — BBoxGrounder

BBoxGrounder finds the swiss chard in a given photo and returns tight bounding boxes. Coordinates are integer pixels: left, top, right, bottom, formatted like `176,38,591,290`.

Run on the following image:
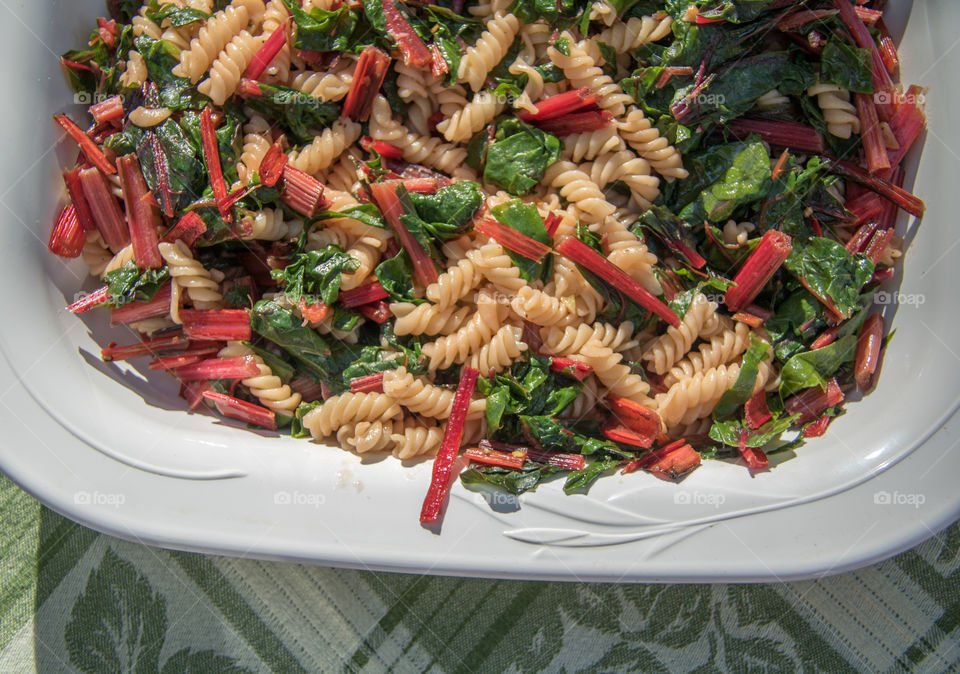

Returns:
272,247,360,307
407,181,484,230
563,456,620,494
102,263,170,308
779,334,857,397
820,40,875,94
783,238,875,319
242,82,340,144
280,0,366,52
468,118,562,195
374,250,419,303
460,461,565,495
490,199,552,282
712,335,771,419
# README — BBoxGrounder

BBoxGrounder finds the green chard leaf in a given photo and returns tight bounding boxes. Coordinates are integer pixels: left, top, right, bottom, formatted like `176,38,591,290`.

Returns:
563,456,620,494
471,118,562,195
713,336,772,419
407,181,484,230
314,203,387,230
102,263,170,308
460,461,565,495
281,0,365,52
708,413,799,450
490,199,552,281
779,334,857,397
783,237,875,319
291,401,323,438
820,40,875,94
272,247,360,307
243,82,341,144
375,250,419,303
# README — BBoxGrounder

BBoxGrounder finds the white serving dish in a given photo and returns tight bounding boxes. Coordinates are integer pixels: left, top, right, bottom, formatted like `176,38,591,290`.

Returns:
0,0,956,581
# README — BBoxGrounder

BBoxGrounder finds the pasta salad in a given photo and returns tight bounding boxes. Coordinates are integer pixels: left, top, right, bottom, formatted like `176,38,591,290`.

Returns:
50,0,926,525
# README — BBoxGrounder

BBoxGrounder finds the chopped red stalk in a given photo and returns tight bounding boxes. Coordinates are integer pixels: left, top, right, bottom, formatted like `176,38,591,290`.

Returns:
884,88,926,169
877,35,899,77
669,238,707,269
149,353,205,370
180,309,252,341
258,141,288,187
834,0,894,115
67,286,109,314
623,441,701,480
237,77,263,97
342,46,392,122
79,167,129,249
725,118,825,154
738,429,769,472
464,446,526,470
88,95,124,125
117,154,162,269
864,228,894,265
110,284,173,325
176,356,260,381
606,394,662,438
180,381,212,410
381,0,431,68
798,276,844,323
855,313,883,391
777,8,838,30
244,19,289,80
543,212,562,237
522,320,543,354
48,205,86,258
517,88,601,122
654,66,694,89
802,414,832,437
420,367,479,526
810,325,840,350
745,303,773,321
360,135,405,159
63,169,97,232
429,43,449,77
145,132,175,218
291,376,325,402
95,16,118,47
724,230,793,312
298,299,329,323
810,217,823,238
357,301,391,324
475,218,551,262
281,165,326,217
202,391,277,431
784,377,844,425
555,236,680,327
53,114,116,174
401,178,439,194
340,281,390,308
350,372,385,394
872,266,895,284
549,357,593,381
846,192,884,226
731,311,765,328
199,107,231,219
845,221,878,254
533,111,614,136
602,422,656,449
771,148,790,182
101,332,186,361
853,5,882,26
745,391,772,430
694,14,723,24
369,181,438,286
525,448,585,470
855,94,891,173
160,212,207,247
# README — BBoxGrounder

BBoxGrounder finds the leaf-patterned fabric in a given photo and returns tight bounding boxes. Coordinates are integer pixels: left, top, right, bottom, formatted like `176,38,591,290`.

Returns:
1,474,958,672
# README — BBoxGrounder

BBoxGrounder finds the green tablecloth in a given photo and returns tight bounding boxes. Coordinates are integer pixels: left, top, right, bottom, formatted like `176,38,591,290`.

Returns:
2,474,958,673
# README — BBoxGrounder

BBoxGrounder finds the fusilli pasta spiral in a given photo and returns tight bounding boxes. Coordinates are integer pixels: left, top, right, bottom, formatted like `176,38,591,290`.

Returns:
218,341,302,413
302,392,402,438
640,294,718,374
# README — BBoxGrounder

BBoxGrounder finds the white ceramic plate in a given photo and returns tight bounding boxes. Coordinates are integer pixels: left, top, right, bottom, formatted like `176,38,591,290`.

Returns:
1,0,957,582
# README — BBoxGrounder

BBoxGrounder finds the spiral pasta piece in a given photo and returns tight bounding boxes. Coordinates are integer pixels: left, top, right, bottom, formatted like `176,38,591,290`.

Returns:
540,321,639,356
548,34,633,117
291,56,356,102
640,294,718,374
467,324,528,374
337,420,398,454
240,208,288,240
541,161,615,224
594,15,673,52
435,91,505,143
382,367,486,419
510,286,576,327
808,81,860,139
340,241,379,291
391,303,472,336
237,113,272,185
259,0,291,82
587,149,661,209
593,214,661,294
722,220,756,246
288,119,362,175
578,339,652,404
302,392,402,438
174,2,258,83
655,361,774,428
617,107,688,180
458,13,520,92
425,258,481,309
663,321,753,387
422,299,507,371
120,51,148,88
395,62,436,135
466,240,526,294
158,240,223,322
391,419,445,459
218,342,302,413
82,232,113,277
561,126,624,162
560,376,601,419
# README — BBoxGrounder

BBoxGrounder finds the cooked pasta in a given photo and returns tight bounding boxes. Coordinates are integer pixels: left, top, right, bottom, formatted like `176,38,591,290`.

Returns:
578,339,652,404
237,113,272,185
383,367,486,420
288,119,362,175
467,324,528,374
561,126,624,162
808,81,861,139
466,240,527,293
291,56,356,102
510,286,576,327
302,392,402,438
548,34,633,117
391,302,472,336
158,240,223,322
663,321,753,387
617,107,688,180
198,30,264,105
436,91,505,143
422,299,507,371
458,13,521,92
594,15,673,52
337,420,398,454
426,258,481,309
173,2,256,83
391,418,445,459
218,342,302,413
541,161,615,224
541,321,639,356
368,96,470,177
640,294,718,374
655,361,774,429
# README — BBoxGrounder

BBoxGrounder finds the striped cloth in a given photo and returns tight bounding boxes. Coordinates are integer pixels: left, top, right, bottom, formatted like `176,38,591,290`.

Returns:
1,474,958,672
